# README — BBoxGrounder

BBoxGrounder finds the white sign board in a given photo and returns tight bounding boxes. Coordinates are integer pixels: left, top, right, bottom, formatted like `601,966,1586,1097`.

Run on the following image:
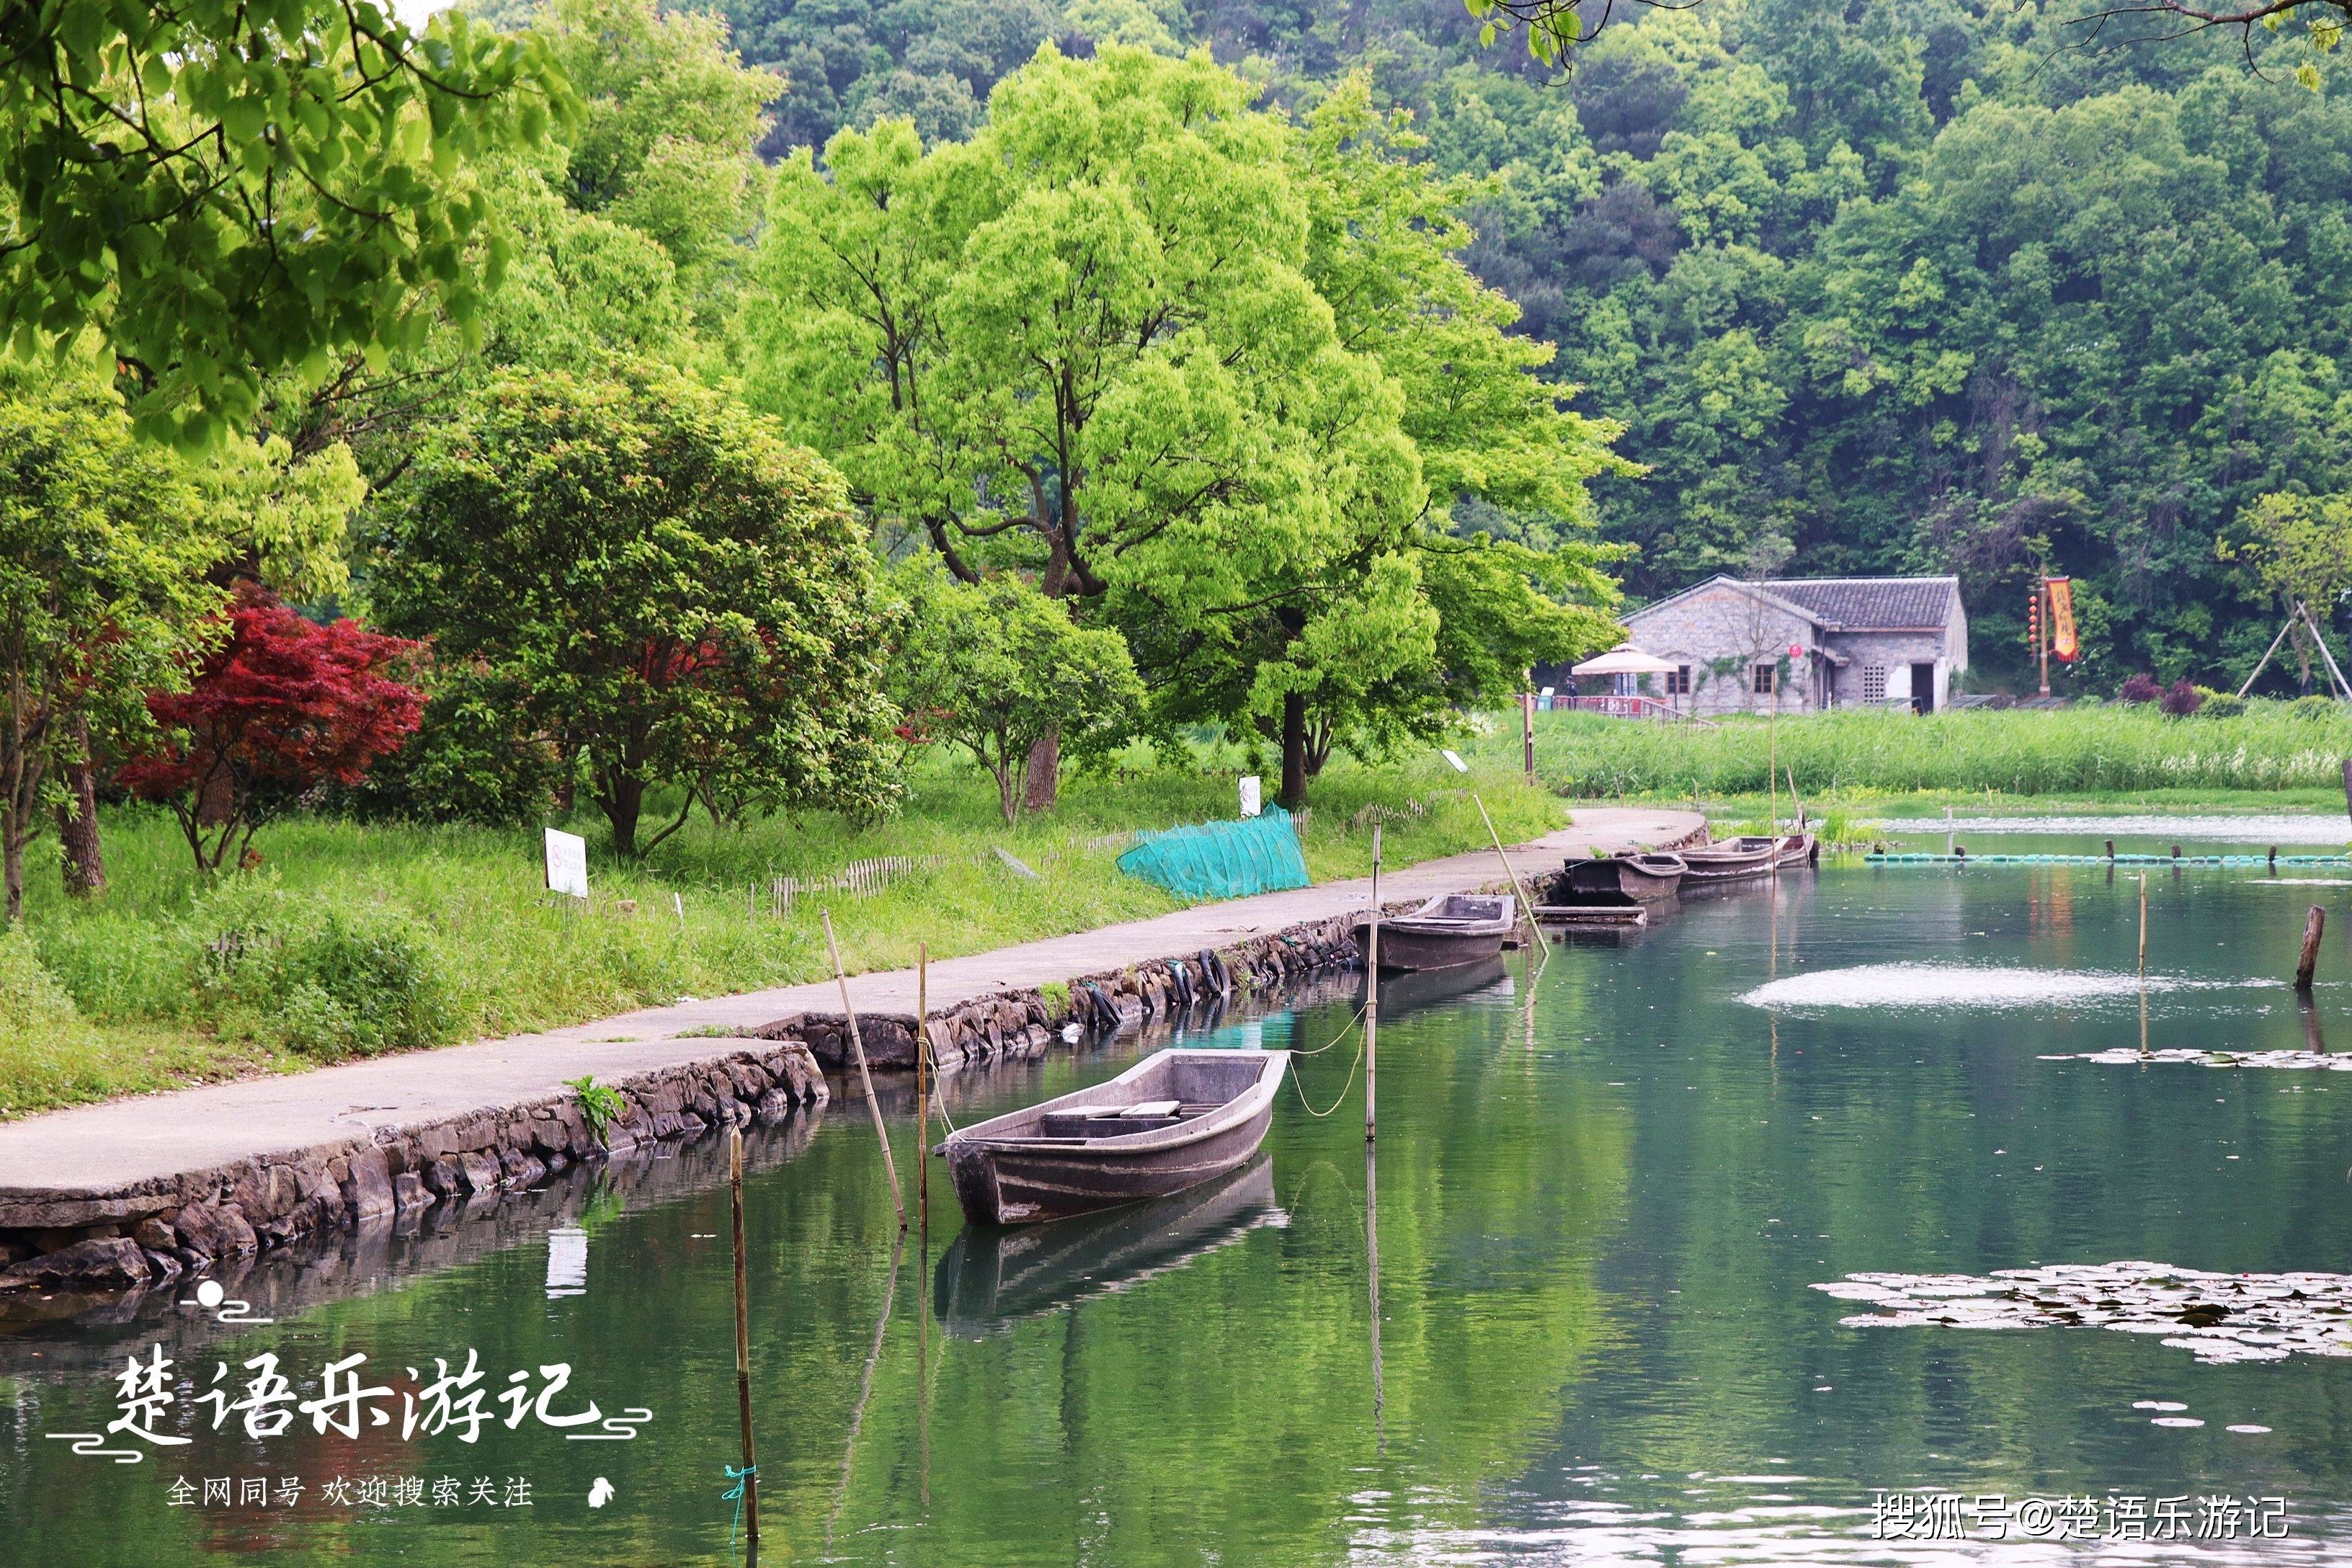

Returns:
544,828,589,899
1237,775,1262,818
1440,748,1469,774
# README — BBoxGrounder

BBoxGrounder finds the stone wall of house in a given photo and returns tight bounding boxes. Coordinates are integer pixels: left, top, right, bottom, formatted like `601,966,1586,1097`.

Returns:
1824,630,1958,708
1624,583,1819,717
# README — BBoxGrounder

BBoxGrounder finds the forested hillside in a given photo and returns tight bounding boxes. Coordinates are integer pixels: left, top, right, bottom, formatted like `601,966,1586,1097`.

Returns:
706,0,2352,693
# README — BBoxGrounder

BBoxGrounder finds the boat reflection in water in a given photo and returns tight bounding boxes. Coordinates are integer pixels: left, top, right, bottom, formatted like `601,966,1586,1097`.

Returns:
932,1153,1286,1339
1375,955,1513,1017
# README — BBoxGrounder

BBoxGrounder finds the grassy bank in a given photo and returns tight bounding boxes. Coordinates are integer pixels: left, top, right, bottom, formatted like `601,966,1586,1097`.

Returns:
1,750,1563,1119
1466,703,2352,800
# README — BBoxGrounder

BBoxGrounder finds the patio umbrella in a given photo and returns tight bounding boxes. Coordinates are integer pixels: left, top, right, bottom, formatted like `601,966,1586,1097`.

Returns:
1570,643,1679,677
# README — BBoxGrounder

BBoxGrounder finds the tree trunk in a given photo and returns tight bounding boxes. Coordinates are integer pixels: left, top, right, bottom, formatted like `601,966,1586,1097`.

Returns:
997,764,1021,824
56,760,104,896
2,827,21,925
603,774,645,859
1023,730,1059,815
1278,690,1309,811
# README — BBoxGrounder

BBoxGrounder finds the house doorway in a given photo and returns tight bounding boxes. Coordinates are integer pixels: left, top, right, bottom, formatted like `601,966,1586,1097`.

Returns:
1910,662,1936,714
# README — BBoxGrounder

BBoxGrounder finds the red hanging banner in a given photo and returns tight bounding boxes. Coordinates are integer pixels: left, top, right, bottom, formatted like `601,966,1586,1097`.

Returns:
2046,576,2078,662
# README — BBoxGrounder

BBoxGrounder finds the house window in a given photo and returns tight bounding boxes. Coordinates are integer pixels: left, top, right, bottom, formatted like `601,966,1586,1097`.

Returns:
1667,665,1692,695
1862,665,1887,703
1752,662,1777,695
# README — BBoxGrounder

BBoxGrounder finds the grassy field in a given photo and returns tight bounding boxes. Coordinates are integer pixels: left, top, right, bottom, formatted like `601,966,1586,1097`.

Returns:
1465,702,2352,801
1,748,1564,1119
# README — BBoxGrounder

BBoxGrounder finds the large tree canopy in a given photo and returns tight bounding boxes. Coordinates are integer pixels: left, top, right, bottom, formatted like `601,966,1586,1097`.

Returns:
0,0,574,446
745,45,1626,804
370,360,899,857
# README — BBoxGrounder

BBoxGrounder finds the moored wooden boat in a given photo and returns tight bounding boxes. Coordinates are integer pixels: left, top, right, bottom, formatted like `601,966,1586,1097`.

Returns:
1775,832,1818,868
937,1048,1288,1226
1678,835,1781,881
1350,892,1517,972
1556,850,1687,904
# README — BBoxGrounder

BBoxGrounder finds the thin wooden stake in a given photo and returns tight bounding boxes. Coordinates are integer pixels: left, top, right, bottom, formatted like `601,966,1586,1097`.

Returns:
1785,765,1804,831
1470,791,1549,956
821,909,906,1229
916,942,930,1234
2137,874,2148,983
1365,824,1380,1144
2297,905,2325,990
729,1129,760,1551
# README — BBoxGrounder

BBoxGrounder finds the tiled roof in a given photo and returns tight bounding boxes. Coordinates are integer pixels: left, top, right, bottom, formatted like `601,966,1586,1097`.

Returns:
1756,577,1959,631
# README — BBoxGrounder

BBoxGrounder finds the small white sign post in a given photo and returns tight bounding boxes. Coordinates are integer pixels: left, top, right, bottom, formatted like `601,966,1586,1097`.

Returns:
544,827,589,900
1237,775,1262,818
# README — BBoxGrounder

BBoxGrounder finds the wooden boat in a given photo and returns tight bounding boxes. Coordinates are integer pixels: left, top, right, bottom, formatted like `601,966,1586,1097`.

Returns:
933,1153,1283,1337
937,1048,1288,1226
1555,850,1687,904
1775,832,1819,868
1350,892,1517,972
1677,835,1781,881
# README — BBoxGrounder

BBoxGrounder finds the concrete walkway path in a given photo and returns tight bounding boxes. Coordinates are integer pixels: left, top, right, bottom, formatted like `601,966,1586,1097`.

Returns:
0,808,1698,1198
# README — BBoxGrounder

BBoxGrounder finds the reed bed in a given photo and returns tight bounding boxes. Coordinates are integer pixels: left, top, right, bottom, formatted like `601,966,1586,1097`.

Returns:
1492,703,2352,799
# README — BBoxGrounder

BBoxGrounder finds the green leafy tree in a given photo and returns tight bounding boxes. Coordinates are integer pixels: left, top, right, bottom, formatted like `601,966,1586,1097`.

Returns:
892,572,1145,821
747,46,1626,808
535,0,776,320
0,0,574,445
0,380,226,920
370,360,899,857
2225,490,2352,691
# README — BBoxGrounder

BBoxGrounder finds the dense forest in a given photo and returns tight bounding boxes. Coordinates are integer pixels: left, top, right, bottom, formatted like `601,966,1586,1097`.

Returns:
700,0,2352,692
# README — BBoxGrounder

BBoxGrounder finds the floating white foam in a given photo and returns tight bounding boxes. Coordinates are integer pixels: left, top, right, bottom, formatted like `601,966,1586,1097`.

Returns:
1742,963,2252,1011
1816,1262,2352,1366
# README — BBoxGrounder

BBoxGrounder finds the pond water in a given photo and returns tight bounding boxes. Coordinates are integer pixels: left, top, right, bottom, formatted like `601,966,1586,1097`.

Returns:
9,846,2352,1564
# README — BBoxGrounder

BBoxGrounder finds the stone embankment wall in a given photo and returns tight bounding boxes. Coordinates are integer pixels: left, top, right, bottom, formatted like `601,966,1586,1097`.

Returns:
767,914,1360,1073
0,1043,828,1294
0,910,1366,1294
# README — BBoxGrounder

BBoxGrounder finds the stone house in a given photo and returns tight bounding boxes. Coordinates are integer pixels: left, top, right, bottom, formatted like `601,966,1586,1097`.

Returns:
1616,575,1969,717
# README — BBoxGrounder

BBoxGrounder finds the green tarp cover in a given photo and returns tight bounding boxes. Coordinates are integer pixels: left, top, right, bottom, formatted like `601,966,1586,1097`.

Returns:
1116,806,1312,900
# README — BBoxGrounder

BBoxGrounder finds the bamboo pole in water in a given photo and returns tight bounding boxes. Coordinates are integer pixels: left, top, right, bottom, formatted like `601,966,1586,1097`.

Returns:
1470,792,1549,956
915,943,929,1235
822,909,906,1229
1366,824,1380,1144
1786,765,1804,832
1365,1136,1384,1446
2137,874,2148,982
729,1129,760,1551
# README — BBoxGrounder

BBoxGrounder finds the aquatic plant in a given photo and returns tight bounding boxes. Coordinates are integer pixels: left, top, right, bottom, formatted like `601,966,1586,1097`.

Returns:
567,1074,627,1144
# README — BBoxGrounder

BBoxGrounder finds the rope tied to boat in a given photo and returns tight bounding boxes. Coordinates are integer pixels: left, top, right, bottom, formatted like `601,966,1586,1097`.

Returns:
1291,1033,1368,1118
722,1464,757,1556
1288,1001,1367,1056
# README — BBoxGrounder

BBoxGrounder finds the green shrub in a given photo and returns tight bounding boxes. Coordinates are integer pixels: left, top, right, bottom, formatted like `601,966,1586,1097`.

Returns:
2199,691,2247,718
2289,694,2340,721
187,879,456,1059
0,927,102,1115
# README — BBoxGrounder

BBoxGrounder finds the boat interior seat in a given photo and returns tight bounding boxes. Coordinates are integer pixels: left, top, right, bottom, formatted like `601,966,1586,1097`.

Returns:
1037,1105,1187,1139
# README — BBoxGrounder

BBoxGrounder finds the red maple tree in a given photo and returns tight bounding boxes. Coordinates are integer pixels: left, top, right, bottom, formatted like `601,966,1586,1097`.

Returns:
120,592,424,871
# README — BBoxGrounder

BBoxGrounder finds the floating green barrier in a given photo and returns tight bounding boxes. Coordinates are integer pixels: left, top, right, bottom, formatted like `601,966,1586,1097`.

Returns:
1863,852,2352,867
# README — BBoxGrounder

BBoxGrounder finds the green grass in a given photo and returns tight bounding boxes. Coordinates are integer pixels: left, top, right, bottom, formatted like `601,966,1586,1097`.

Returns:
1464,701,2352,801
1,746,1564,1118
